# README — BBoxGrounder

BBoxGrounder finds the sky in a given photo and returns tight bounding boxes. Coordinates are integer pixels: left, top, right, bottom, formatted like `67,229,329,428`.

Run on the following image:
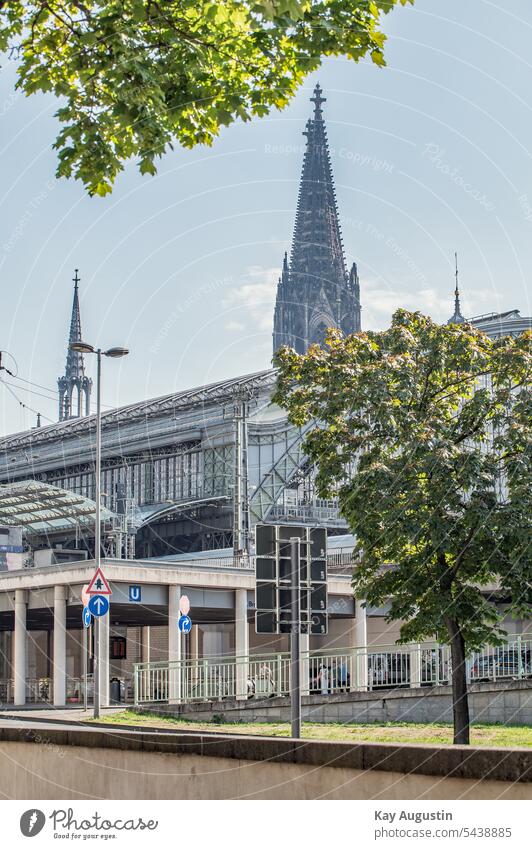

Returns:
1,0,531,435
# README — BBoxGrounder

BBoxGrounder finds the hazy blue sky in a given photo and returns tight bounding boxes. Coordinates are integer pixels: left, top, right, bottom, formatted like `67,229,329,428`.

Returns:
1,0,531,434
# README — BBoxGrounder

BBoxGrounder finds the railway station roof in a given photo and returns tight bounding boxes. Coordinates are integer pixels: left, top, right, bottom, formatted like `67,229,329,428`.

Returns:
0,480,116,532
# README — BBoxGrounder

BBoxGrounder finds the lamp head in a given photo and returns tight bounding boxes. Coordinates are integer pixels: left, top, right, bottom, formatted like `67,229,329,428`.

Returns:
70,341,94,354
104,347,129,358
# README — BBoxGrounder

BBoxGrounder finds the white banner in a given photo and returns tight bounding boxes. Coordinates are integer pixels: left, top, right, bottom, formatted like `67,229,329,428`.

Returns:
1,800,530,848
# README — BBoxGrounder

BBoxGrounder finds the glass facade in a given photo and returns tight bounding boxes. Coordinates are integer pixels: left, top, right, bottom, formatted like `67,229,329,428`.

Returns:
48,444,203,510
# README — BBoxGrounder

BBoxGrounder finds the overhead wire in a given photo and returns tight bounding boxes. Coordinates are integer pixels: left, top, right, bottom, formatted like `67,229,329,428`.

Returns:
0,378,55,424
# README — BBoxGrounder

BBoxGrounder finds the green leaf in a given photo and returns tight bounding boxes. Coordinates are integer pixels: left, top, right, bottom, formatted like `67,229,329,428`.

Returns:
0,0,411,193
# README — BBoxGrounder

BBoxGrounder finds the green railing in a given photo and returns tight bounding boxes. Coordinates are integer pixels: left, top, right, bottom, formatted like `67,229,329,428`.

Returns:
133,635,532,705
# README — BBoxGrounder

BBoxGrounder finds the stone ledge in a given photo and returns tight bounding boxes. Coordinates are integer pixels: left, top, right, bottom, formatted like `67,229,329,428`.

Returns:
0,725,530,784
140,678,532,717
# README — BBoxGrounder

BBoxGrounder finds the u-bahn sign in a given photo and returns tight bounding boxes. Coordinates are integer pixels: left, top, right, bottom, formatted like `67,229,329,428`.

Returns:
255,524,328,635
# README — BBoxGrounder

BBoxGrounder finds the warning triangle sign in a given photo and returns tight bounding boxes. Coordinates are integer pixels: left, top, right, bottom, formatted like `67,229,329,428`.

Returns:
87,566,112,596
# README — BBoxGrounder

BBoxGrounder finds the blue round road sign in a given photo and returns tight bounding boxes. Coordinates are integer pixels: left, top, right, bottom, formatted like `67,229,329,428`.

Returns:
178,614,192,634
88,594,109,618
82,606,92,628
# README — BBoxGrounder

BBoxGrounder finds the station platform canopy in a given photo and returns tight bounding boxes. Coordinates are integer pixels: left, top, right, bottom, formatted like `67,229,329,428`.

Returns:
0,480,116,532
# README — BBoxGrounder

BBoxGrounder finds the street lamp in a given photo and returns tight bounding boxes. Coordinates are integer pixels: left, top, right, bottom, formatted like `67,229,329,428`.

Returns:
71,342,129,718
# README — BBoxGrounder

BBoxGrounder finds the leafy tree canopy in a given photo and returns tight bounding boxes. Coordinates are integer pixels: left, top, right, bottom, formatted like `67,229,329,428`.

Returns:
0,0,411,196
273,311,532,652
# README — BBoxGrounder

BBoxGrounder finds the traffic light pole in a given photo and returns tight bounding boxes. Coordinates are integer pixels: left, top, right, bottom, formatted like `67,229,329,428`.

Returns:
290,537,301,738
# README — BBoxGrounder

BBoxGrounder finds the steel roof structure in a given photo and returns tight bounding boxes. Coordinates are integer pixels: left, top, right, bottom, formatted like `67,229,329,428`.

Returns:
0,480,116,532
0,368,277,451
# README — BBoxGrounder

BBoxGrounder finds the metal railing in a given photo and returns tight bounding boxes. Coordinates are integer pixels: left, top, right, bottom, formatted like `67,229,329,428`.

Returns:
133,636,531,706
0,678,49,704
151,550,355,572
0,673,117,706
26,677,52,703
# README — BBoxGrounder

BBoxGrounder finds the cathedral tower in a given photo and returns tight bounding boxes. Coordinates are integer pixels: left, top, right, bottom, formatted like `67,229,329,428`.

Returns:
273,84,361,355
57,270,92,421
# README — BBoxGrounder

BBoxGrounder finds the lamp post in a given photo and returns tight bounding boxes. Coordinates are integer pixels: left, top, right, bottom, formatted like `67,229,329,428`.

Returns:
70,343,129,718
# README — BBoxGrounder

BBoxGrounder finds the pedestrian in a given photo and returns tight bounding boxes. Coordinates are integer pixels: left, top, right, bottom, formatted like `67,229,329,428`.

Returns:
318,662,329,695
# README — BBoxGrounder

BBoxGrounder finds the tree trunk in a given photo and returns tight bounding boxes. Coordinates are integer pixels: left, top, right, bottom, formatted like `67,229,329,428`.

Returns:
445,617,470,745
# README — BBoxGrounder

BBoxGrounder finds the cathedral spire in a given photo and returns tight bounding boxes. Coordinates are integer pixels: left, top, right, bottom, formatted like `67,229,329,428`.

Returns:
273,84,361,355
447,252,465,324
57,270,92,421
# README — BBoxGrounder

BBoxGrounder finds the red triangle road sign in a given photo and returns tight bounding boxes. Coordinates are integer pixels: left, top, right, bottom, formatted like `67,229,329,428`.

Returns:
87,566,112,596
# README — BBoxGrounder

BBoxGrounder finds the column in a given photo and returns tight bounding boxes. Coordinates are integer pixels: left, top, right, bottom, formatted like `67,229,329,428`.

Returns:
141,626,151,664
168,585,182,702
190,624,199,694
235,589,249,699
410,644,422,687
14,589,28,706
190,625,199,661
53,586,68,706
354,599,368,691
99,603,110,707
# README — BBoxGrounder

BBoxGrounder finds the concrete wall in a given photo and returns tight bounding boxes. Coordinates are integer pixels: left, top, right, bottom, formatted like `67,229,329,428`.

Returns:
0,727,530,800
145,679,532,727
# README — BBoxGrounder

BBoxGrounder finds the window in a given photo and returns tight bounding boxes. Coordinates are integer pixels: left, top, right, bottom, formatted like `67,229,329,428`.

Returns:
110,636,126,660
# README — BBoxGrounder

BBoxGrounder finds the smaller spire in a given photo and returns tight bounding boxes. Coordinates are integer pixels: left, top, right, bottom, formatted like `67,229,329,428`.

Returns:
448,252,465,324
57,269,92,421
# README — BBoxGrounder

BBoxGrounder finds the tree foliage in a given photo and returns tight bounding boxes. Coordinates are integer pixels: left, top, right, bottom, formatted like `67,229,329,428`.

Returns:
0,0,412,195
274,311,532,652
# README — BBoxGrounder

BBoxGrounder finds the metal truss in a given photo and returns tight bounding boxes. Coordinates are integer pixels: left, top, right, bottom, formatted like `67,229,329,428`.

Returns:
0,368,277,451
249,421,314,524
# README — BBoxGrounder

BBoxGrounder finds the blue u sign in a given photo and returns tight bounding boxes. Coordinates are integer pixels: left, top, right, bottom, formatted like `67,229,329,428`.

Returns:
129,585,141,603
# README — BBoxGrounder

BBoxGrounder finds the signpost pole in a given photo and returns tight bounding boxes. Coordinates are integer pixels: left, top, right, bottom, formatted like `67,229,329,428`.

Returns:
93,349,102,720
82,624,87,711
290,536,301,738
93,617,100,718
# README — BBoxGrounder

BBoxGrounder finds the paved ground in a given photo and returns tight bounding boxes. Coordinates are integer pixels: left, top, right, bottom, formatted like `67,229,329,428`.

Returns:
0,707,121,722
0,707,135,732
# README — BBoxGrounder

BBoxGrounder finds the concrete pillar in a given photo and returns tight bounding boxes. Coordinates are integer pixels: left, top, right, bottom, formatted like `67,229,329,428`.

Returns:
410,644,422,687
168,585,182,702
235,589,249,699
141,626,150,664
354,599,368,691
53,586,68,706
300,632,309,697
191,624,199,660
13,589,28,706
99,604,110,707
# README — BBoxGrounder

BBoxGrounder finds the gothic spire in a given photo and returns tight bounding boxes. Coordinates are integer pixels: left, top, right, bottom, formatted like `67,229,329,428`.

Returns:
289,83,347,290
65,269,84,378
57,270,92,421
447,252,465,324
273,84,361,355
